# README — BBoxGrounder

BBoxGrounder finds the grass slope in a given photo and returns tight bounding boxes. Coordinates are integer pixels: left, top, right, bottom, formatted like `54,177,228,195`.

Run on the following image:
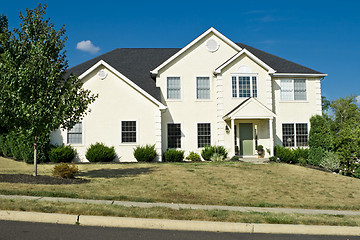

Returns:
1,157,360,210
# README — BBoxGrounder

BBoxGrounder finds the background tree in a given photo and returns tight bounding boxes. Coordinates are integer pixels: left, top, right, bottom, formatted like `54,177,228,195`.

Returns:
0,4,97,176
328,95,360,175
0,14,8,134
308,115,333,166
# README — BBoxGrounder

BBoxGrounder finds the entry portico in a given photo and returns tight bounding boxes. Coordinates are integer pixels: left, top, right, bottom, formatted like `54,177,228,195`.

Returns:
223,98,276,157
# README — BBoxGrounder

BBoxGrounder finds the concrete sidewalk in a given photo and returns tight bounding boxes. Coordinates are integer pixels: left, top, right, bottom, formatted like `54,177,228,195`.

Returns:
1,194,360,216
0,210,359,236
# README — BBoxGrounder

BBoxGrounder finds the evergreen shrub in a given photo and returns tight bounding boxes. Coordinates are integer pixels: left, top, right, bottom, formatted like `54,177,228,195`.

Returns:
164,149,184,162
133,144,157,162
186,151,201,162
85,142,116,162
49,145,76,163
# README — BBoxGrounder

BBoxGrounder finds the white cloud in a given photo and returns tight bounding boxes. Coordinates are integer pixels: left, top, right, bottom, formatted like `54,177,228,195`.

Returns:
356,95,360,104
76,40,100,54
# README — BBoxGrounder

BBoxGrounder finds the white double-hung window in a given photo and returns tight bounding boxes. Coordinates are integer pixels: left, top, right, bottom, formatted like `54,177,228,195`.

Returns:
196,77,210,99
280,79,306,101
231,75,257,98
167,77,181,99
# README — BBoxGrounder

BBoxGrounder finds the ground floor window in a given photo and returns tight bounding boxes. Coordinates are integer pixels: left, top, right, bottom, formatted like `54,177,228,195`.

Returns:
197,123,211,148
168,123,181,148
121,121,137,143
67,122,82,144
282,123,308,147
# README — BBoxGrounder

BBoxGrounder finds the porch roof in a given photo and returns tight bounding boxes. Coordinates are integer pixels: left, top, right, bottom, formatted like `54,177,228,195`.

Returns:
223,98,276,120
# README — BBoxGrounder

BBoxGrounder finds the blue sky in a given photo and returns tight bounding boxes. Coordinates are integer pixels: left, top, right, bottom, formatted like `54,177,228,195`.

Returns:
3,0,360,101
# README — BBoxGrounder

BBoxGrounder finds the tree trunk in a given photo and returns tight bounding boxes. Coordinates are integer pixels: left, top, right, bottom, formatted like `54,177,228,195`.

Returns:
33,136,37,176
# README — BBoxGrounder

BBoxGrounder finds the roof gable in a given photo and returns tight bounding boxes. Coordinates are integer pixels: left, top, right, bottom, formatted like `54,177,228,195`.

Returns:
66,48,179,102
223,98,276,120
79,60,166,110
150,27,242,75
215,48,275,74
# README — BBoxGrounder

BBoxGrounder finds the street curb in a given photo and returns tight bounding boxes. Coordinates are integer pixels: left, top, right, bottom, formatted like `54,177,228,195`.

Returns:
0,210,359,236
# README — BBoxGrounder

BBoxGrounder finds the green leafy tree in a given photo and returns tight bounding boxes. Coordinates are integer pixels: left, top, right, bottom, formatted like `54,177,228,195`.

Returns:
308,115,333,166
328,95,360,175
0,14,7,53
0,5,97,176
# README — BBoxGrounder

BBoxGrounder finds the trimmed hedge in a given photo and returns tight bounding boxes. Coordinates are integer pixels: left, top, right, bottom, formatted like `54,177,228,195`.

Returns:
49,145,76,163
85,142,116,162
133,144,157,162
164,149,184,162
0,131,50,163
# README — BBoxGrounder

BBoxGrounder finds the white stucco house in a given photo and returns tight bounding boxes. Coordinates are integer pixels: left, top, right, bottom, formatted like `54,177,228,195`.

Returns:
50,27,326,162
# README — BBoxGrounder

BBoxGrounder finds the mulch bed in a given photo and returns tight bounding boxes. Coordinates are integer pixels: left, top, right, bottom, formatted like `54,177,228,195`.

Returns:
0,174,89,185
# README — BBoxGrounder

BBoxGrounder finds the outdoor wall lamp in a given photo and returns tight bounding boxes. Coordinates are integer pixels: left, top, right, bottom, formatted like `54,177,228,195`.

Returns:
225,125,230,133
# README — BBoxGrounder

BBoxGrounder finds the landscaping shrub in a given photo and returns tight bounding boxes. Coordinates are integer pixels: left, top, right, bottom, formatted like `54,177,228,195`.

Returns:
52,163,79,179
320,151,340,172
49,145,76,163
85,142,116,162
201,145,228,161
186,152,201,162
133,144,157,162
298,157,307,166
210,153,224,162
164,149,184,162
274,145,295,163
293,147,309,164
308,147,324,166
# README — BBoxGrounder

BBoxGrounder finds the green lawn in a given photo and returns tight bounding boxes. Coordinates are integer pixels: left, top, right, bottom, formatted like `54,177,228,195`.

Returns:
1,157,360,210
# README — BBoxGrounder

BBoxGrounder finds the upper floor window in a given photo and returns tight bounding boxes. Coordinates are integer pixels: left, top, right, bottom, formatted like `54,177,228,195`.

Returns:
232,76,257,98
121,121,137,143
167,77,181,99
196,77,210,99
280,79,306,101
67,122,82,144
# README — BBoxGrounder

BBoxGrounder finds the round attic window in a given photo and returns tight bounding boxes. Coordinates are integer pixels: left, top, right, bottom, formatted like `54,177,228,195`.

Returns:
97,69,107,80
206,38,219,52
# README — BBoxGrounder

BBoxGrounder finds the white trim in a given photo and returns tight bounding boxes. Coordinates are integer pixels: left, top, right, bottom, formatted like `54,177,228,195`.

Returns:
272,73,327,77
120,120,138,145
214,49,276,74
166,122,182,149
166,76,182,101
79,60,167,110
151,27,242,75
195,76,212,101
224,98,276,120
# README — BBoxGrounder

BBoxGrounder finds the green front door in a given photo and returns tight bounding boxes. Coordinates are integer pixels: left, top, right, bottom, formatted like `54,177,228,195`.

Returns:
239,123,253,156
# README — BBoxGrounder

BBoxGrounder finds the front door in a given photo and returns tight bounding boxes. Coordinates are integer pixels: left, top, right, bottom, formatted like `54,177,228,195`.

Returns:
239,123,253,156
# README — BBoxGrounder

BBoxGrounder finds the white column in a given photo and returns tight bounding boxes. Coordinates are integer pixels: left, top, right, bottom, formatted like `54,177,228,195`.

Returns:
231,118,235,156
155,109,162,162
269,118,274,156
216,74,224,146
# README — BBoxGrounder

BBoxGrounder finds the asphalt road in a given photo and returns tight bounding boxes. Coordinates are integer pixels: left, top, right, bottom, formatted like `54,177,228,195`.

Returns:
0,220,358,240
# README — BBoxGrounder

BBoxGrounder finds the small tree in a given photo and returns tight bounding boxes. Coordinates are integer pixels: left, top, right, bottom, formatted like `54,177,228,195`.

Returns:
0,5,97,176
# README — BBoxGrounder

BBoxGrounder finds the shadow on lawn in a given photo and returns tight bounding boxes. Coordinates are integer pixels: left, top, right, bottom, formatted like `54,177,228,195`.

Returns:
78,167,155,178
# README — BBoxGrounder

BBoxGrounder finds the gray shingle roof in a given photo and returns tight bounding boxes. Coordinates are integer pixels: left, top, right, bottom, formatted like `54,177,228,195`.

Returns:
66,48,180,102
236,43,323,74
67,43,323,101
